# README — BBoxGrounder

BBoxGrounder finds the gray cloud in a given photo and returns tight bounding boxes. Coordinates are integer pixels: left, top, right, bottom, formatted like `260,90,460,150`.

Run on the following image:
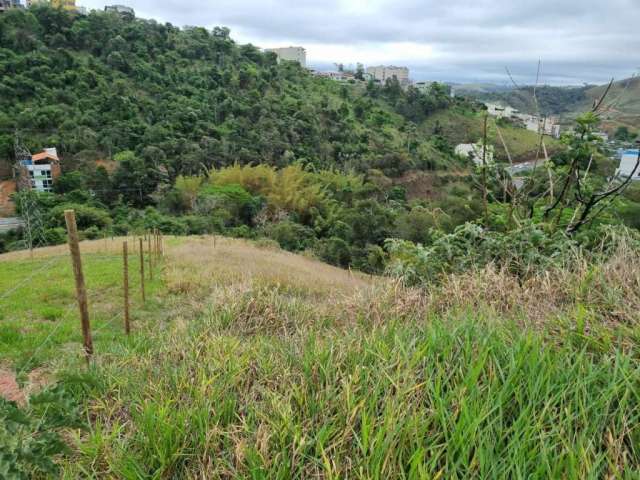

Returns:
80,0,640,84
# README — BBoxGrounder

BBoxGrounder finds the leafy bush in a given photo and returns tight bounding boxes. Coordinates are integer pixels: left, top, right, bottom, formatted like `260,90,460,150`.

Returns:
48,203,111,230
42,227,66,245
226,225,255,239
198,184,262,226
315,237,352,267
0,384,82,479
263,220,315,252
81,226,102,240
386,221,578,284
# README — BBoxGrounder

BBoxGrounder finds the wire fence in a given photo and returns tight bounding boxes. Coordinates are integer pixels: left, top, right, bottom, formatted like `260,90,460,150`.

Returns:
0,255,65,302
3,233,165,374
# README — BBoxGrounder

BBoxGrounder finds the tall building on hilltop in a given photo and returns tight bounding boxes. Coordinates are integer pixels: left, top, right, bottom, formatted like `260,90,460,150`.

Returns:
105,4,134,16
51,0,75,10
265,47,306,67
366,65,410,85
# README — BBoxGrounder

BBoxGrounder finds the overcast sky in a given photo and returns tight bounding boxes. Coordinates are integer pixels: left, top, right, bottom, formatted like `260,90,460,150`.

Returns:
79,0,640,85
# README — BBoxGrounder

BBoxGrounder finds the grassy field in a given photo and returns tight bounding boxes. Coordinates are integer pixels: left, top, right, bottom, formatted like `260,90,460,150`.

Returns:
1,236,640,478
422,107,562,163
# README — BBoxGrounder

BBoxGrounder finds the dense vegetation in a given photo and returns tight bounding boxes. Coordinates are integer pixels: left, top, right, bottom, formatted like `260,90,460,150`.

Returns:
0,4,484,268
0,5,456,173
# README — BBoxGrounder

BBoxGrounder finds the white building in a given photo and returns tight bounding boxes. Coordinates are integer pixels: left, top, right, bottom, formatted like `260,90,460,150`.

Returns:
17,148,61,193
616,149,640,180
105,4,134,16
265,46,306,67
515,114,561,139
485,102,519,119
455,143,494,166
365,65,410,85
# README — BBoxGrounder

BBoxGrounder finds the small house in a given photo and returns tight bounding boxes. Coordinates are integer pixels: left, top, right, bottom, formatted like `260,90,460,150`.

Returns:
16,147,61,193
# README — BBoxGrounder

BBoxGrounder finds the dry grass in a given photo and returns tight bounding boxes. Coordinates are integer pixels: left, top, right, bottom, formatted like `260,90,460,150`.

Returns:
165,236,372,297
0,236,142,262
161,235,640,339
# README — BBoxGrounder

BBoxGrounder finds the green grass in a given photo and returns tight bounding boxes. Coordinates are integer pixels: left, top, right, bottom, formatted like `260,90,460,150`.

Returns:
2,237,640,478
423,107,562,162
0,243,165,375
61,314,640,478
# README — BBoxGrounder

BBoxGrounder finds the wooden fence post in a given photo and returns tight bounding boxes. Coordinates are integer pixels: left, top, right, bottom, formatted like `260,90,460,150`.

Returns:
139,237,146,303
123,241,130,335
64,210,93,363
147,234,153,280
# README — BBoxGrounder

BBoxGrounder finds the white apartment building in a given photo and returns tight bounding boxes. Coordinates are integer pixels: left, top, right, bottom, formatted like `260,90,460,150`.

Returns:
521,115,561,139
616,149,640,180
105,4,134,16
265,47,306,67
485,102,519,119
365,65,410,85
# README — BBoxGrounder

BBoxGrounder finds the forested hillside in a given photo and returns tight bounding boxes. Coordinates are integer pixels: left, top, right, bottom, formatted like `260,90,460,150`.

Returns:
0,5,490,268
0,6,457,179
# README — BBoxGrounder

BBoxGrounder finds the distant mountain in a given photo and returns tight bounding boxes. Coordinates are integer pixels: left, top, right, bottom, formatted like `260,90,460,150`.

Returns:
451,83,514,94
575,77,640,133
458,77,640,135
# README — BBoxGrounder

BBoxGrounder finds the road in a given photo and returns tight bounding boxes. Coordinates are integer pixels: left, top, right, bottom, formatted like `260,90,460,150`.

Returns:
0,217,24,233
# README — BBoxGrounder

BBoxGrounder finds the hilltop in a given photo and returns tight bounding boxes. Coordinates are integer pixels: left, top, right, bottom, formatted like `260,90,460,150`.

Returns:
572,77,640,133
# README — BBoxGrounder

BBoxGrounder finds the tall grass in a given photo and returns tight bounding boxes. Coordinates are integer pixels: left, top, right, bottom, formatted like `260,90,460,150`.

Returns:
59,237,640,478
63,315,640,478
3,236,640,478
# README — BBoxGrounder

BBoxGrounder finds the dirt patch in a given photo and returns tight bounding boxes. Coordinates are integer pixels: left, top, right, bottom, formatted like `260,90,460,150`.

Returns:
0,368,26,406
393,171,439,200
25,368,51,397
0,179,16,216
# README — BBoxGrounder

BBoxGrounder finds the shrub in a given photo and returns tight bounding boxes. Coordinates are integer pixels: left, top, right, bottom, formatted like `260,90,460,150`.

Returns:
81,226,101,240
395,206,438,245
43,227,66,245
386,221,577,284
227,225,255,239
48,203,111,230
315,237,351,267
263,220,315,251
198,184,262,226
